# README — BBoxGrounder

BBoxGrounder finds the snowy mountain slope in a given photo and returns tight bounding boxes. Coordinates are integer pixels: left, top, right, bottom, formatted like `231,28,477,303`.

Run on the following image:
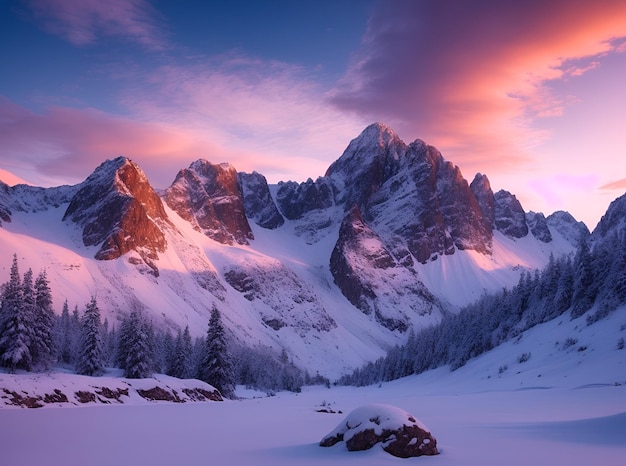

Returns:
0,124,593,377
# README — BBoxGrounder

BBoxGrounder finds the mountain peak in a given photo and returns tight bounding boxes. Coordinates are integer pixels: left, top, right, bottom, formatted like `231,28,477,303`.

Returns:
163,159,254,245
63,156,168,269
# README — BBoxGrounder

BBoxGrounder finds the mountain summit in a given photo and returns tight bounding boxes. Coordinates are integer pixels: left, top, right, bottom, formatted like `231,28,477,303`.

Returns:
63,157,169,272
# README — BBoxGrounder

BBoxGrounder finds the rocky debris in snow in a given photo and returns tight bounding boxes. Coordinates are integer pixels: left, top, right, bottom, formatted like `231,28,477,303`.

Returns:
319,403,439,458
137,386,184,402
0,372,223,408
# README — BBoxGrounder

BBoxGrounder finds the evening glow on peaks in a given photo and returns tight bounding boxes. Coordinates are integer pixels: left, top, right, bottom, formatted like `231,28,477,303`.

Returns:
1,0,626,229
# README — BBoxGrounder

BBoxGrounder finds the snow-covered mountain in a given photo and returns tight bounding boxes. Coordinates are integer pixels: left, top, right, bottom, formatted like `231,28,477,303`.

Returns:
0,123,593,377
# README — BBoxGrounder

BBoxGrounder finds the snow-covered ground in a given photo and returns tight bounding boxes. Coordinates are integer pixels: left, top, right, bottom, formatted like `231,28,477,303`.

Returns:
1,306,625,465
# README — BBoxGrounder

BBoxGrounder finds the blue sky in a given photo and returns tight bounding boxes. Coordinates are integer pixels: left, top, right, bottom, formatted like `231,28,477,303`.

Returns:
1,0,626,229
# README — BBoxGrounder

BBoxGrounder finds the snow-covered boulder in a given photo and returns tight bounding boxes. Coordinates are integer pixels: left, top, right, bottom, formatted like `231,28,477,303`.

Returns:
319,403,438,458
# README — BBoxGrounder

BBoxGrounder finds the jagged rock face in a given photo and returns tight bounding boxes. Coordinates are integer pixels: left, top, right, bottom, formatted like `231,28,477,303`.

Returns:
328,123,492,263
330,206,440,331
163,160,253,245
494,190,528,239
0,181,12,225
222,258,336,335
0,181,79,225
591,192,626,240
275,177,335,220
63,157,168,264
546,210,590,246
470,173,495,234
526,211,552,243
330,206,393,313
238,172,284,229
325,123,406,209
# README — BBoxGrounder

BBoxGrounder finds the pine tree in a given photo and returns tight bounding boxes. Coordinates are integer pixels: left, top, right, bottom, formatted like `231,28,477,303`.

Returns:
553,256,574,315
56,300,74,364
0,255,33,371
198,306,235,398
602,232,626,310
572,239,597,318
168,325,193,379
32,270,55,370
76,297,105,376
117,309,154,379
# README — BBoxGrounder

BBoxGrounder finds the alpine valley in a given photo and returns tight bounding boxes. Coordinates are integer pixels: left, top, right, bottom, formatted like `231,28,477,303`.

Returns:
0,122,612,379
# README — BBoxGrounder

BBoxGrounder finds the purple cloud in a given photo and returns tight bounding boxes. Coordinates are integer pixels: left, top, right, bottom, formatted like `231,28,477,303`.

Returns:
331,0,626,175
23,0,166,49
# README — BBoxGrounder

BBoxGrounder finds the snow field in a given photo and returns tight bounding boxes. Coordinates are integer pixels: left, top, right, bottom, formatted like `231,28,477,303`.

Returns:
1,304,625,465
1,377,624,465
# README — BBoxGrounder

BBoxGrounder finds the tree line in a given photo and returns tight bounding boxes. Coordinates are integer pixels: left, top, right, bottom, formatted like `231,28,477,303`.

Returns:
0,254,320,397
339,231,626,386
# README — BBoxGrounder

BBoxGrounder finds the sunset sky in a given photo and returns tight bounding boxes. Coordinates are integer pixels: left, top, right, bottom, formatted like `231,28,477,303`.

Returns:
1,0,626,230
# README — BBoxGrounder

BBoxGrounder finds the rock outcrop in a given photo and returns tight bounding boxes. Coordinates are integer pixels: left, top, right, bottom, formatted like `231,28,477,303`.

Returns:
494,190,528,239
547,210,590,246
320,403,439,458
330,205,440,331
62,157,168,269
275,177,335,220
327,123,492,263
164,160,254,245
238,171,284,229
591,192,626,240
527,211,552,243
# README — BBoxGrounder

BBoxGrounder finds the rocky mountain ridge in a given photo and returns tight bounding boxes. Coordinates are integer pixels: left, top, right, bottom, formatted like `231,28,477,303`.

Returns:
0,123,604,376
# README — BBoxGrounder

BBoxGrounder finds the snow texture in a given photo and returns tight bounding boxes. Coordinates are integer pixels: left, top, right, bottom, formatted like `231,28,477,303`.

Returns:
1,304,625,465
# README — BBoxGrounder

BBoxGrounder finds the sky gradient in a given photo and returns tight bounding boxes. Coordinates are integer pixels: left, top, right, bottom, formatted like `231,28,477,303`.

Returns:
1,0,625,230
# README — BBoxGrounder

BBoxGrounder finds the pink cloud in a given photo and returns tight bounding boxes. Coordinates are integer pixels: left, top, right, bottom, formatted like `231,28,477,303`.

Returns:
113,55,367,181
0,54,367,187
0,96,205,186
331,0,626,177
599,178,626,191
24,0,166,49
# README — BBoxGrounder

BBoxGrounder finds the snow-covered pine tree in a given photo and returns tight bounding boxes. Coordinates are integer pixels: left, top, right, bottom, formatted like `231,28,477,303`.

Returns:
0,255,33,371
168,325,193,379
571,239,597,318
76,297,105,376
117,309,154,379
553,256,574,315
56,299,74,364
32,269,56,370
198,306,235,398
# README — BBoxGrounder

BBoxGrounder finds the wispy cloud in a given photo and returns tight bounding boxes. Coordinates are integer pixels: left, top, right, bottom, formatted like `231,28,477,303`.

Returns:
0,53,367,187
117,54,367,180
330,0,626,176
599,178,626,191
23,0,166,49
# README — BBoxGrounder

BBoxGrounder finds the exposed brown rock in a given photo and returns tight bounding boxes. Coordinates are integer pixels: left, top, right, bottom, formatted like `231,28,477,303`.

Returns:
164,160,253,245
136,386,183,402
320,404,438,458
75,391,96,403
63,157,169,270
